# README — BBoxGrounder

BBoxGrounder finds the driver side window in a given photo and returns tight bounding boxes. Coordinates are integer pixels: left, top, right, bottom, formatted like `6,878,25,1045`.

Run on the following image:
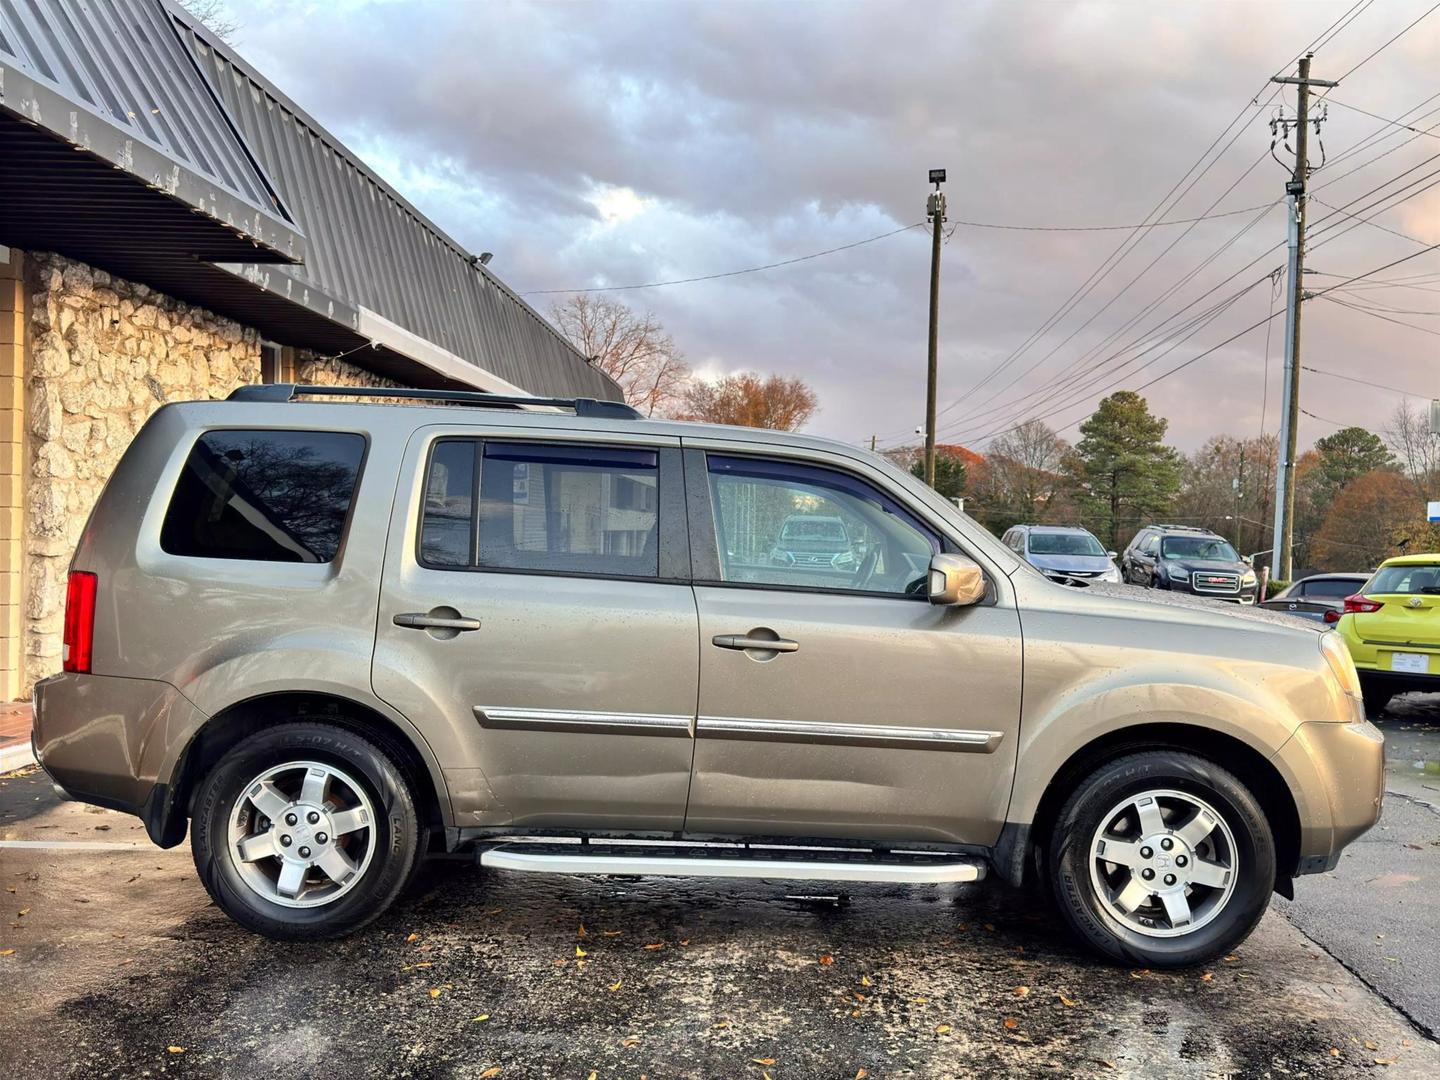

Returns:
705,454,939,597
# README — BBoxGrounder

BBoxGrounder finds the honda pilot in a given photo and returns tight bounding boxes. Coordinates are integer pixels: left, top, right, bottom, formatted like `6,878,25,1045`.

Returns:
32,385,1382,967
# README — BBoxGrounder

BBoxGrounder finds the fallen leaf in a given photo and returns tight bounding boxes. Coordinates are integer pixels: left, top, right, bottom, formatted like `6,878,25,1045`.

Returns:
1058,994,1078,1007
479,1069,501,1079
588,1073,597,1080
17,908,29,917
166,1047,185,1054
609,979,623,992
644,943,665,951
623,1037,640,1048
1003,1017,1020,1030
983,923,996,932
860,974,873,987
1200,972,1213,983
576,945,587,958
1099,1061,1116,1071
856,1070,869,1079
1329,1048,1340,1057
850,1009,862,1018
484,907,503,915
712,1020,731,1029
471,1015,490,1023
1129,969,1150,979
819,954,834,966
1013,985,1030,998
752,1058,777,1066
602,930,622,937
911,997,930,1005
578,923,588,938
680,938,690,946
1224,954,1239,963
1376,1059,1395,1067
429,988,443,998
406,932,420,943
0,949,13,957
935,1024,951,1035
1365,1041,1380,1051
853,991,866,1002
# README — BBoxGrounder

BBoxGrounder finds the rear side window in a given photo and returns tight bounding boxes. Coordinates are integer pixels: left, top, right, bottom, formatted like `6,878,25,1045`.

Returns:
419,440,660,579
1368,564,1440,595
161,429,365,563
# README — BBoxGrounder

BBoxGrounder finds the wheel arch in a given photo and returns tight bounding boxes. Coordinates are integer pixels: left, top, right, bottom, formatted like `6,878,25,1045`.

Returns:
998,723,1301,893
155,691,450,850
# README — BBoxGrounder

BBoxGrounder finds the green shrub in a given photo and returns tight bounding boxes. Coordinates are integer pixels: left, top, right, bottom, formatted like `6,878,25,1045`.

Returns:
1265,579,1290,600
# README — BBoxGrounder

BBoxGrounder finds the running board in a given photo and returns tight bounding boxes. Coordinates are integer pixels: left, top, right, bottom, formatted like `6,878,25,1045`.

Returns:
478,844,986,884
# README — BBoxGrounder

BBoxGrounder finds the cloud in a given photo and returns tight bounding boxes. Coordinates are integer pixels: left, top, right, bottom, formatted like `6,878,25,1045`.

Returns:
224,0,1440,452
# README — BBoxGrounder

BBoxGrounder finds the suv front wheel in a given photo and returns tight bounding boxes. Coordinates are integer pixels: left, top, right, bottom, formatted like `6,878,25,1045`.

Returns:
1047,750,1274,968
191,722,423,940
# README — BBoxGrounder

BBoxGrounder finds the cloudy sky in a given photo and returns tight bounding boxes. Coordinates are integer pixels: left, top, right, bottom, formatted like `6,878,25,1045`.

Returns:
219,0,1440,453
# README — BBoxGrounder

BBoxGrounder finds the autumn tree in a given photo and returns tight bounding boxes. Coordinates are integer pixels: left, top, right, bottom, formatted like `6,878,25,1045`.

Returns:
1172,434,1277,555
1075,391,1181,550
1309,469,1418,571
550,294,690,416
681,372,817,430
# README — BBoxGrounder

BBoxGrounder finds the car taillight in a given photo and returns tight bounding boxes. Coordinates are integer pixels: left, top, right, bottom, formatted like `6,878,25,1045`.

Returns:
62,571,97,673
1342,593,1383,615
1323,608,1341,623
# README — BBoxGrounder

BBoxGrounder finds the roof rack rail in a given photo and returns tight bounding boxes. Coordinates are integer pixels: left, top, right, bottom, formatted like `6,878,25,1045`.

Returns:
1149,523,1216,533
227,383,642,420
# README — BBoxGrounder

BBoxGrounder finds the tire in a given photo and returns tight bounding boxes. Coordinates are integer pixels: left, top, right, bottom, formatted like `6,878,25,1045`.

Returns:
192,721,423,940
1047,750,1274,968
1360,680,1394,717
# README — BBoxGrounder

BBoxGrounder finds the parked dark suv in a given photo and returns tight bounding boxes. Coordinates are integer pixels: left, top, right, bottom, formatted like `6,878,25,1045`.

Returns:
1122,525,1258,604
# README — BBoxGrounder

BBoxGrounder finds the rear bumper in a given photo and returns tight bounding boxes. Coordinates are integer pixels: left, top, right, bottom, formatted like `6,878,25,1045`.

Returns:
1272,719,1384,875
33,672,204,846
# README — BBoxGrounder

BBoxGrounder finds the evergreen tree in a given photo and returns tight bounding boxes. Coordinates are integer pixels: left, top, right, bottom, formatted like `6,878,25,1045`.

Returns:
1311,426,1395,501
1075,391,1181,550
911,454,967,500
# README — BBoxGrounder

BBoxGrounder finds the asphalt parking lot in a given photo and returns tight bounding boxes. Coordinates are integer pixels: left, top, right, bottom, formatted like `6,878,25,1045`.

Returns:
2,708,1437,1079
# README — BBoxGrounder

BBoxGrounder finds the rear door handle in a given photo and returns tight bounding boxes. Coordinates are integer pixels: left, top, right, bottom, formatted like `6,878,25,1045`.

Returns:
712,633,799,653
394,612,482,631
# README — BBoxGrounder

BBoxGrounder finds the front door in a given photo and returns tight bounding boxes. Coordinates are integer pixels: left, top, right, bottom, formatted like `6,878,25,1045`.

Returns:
682,447,1023,845
373,427,698,832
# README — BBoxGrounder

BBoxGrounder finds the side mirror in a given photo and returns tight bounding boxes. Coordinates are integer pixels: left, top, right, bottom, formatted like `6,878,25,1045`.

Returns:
1107,550,1118,560
927,553,987,606
1242,555,1253,565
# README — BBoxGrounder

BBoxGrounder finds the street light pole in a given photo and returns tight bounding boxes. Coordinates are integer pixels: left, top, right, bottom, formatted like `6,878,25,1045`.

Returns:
924,168,946,488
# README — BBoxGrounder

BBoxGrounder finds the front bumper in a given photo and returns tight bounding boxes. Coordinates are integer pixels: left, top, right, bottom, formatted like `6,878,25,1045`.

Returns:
33,672,204,845
1272,719,1384,875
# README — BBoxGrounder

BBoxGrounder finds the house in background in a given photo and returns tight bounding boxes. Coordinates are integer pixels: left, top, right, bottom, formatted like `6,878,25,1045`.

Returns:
0,0,620,696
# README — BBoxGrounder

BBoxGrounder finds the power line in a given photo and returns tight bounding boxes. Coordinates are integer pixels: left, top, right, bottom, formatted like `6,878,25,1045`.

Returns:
1324,96,1440,140
1311,236,1440,295
1319,292,1440,338
1301,364,1429,397
947,204,1274,233
1332,0,1440,82
520,222,926,295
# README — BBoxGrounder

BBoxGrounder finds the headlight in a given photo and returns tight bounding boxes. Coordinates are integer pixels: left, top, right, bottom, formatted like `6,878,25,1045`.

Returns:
1166,565,1190,581
1241,570,1257,585
1101,566,1122,583
1320,630,1365,722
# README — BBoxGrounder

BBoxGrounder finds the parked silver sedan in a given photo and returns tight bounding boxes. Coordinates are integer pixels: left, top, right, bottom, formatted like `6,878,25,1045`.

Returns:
1259,573,1370,624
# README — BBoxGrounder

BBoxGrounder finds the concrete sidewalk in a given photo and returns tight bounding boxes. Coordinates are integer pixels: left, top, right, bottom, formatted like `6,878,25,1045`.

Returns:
0,700,35,773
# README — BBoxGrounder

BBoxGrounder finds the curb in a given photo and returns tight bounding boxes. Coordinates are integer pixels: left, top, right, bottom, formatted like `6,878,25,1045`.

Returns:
0,741,37,774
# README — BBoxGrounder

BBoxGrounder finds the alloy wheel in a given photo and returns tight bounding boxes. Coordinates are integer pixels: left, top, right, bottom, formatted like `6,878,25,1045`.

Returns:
226,760,378,909
1087,788,1238,938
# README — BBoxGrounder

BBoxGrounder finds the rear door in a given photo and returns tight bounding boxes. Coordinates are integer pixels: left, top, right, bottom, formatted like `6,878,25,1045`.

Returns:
372,425,699,832
681,444,1023,845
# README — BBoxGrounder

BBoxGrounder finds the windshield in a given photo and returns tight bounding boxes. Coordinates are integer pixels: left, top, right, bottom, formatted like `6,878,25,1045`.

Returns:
1161,536,1239,561
1368,564,1440,595
780,518,847,542
1027,531,1106,556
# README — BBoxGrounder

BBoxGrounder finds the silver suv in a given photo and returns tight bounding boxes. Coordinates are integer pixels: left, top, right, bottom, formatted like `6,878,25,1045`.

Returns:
32,386,1383,967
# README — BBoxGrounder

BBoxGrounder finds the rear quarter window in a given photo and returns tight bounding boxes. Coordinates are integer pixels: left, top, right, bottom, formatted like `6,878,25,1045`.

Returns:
160,429,366,563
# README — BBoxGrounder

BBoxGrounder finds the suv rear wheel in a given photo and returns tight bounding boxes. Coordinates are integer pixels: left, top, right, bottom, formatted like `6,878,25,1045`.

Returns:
192,722,423,939
1047,750,1274,968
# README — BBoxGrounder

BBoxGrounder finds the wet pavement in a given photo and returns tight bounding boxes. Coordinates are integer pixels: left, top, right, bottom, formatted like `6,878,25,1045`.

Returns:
2,709,1439,1079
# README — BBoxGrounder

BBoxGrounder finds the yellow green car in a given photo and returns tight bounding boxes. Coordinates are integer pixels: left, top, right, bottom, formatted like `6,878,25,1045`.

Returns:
1335,553,1440,712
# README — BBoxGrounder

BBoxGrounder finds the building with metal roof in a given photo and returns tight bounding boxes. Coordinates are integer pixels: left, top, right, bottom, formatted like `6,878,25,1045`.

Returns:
0,0,614,399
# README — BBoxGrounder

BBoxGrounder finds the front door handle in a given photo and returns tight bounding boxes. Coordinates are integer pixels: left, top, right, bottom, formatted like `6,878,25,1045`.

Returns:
394,611,482,632
712,633,799,653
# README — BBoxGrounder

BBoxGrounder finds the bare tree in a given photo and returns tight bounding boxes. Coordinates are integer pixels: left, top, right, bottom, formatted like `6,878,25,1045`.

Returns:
681,372,817,431
550,295,690,417
178,0,240,43
1385,399,1440,497
987,420,1071,517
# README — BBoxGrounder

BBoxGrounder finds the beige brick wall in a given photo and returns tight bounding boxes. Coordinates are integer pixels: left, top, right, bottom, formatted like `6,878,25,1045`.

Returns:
0,249,24,700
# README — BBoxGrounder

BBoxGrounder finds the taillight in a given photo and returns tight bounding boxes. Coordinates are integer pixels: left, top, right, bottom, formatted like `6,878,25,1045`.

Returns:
62,571,97,673
1342,593,1383,615
1323,608,1340,624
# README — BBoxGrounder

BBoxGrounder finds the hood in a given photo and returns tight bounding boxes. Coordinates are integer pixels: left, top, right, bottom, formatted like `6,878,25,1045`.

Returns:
1066,580,1316,633
1029,553,1115,573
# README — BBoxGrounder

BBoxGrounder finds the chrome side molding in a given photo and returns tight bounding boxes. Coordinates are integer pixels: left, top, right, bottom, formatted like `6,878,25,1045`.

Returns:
480,845,987,884
696,716,1004,753
474,706,692,737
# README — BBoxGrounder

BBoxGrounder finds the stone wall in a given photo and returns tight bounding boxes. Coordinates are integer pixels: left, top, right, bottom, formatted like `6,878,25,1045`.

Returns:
21,252,263,688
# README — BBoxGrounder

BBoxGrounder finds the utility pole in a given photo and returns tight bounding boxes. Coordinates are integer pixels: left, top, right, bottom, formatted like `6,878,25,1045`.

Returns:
925,168,946,487
869,434,877,452
1269,54,1336,581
